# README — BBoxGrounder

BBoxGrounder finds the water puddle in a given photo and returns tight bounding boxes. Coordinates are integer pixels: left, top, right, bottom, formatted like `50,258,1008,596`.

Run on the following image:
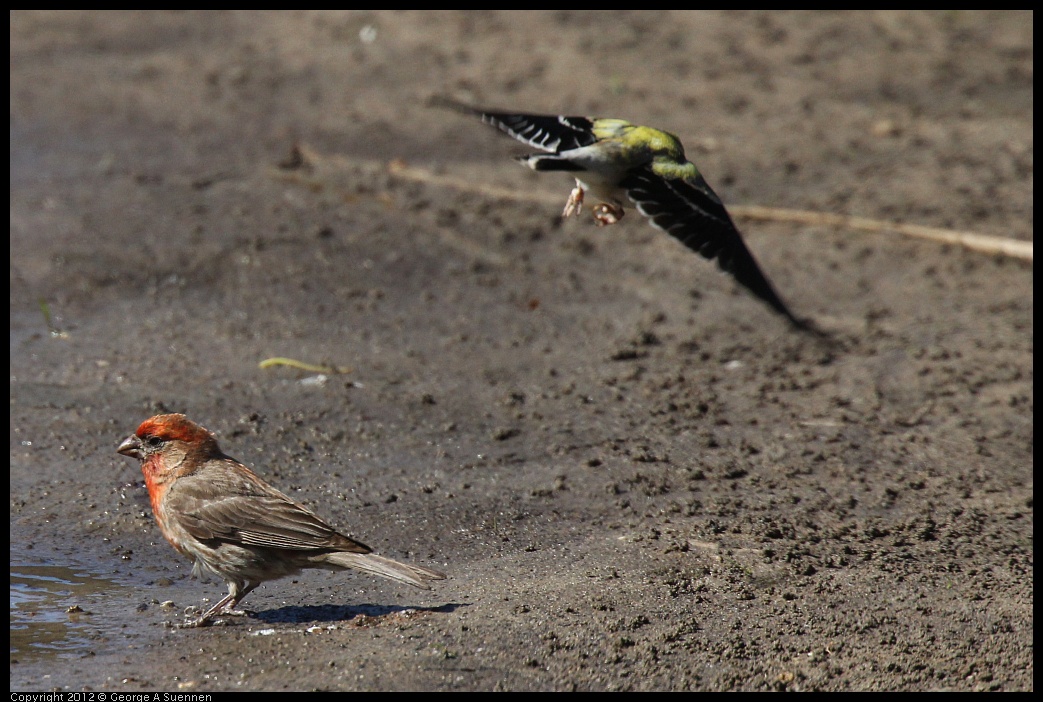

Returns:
10,561,129,663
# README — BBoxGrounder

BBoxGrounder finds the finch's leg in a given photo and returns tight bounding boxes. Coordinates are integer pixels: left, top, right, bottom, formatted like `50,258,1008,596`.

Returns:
562,185,585,219
181,582,258,627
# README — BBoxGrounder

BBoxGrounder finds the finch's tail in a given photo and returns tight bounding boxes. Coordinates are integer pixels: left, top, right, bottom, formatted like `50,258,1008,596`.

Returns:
517,154,585,172
324,552,447,589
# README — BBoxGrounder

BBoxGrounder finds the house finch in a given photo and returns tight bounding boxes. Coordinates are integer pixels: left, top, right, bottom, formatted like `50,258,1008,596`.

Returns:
116,413,446,627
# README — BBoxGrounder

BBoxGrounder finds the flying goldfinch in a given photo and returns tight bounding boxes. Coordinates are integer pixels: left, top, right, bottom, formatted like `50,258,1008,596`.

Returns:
439,99,808,330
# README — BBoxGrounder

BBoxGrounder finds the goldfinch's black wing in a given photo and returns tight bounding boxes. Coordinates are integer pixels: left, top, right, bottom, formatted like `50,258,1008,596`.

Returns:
622,168,806,329
432,96,598,154
476,112,598,154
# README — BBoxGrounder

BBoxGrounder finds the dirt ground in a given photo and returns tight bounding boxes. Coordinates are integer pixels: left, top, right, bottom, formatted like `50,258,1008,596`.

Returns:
9,11,1032,692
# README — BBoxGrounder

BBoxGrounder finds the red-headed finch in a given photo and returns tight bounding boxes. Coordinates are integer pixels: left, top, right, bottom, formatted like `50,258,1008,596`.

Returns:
117,413,445,627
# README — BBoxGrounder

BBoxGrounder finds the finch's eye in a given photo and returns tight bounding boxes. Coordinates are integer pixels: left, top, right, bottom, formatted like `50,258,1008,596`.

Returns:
144,435,163,447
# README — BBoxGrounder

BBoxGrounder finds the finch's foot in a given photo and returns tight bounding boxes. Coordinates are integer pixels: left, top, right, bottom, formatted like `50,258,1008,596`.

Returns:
220,608,252,617
592,203,624,226
562,186,585,219
175,596,253,627
173,613,218,628
177,609,249,628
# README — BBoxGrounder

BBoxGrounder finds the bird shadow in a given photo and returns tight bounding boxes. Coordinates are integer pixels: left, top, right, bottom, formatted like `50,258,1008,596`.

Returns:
248,601,468,625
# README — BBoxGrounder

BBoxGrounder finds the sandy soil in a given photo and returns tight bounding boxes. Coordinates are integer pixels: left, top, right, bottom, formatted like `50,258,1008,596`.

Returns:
10,11,1032,691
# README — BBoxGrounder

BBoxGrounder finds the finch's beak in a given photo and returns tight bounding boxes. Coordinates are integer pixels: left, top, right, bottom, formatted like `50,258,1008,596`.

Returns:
117,435,143,459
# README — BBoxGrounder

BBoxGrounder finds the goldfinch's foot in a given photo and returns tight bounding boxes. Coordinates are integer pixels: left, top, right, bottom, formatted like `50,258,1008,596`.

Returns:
593,203,624,226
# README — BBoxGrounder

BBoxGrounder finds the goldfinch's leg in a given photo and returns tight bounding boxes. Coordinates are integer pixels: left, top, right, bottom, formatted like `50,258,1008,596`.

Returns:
562,185,585,219
593,203,625,227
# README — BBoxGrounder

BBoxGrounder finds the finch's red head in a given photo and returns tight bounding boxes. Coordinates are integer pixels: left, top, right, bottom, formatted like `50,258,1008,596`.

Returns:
136,414,214,444
117,413,221,460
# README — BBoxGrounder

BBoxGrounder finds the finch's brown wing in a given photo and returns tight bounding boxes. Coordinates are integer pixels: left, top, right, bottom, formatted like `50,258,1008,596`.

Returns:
167,460,371,554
